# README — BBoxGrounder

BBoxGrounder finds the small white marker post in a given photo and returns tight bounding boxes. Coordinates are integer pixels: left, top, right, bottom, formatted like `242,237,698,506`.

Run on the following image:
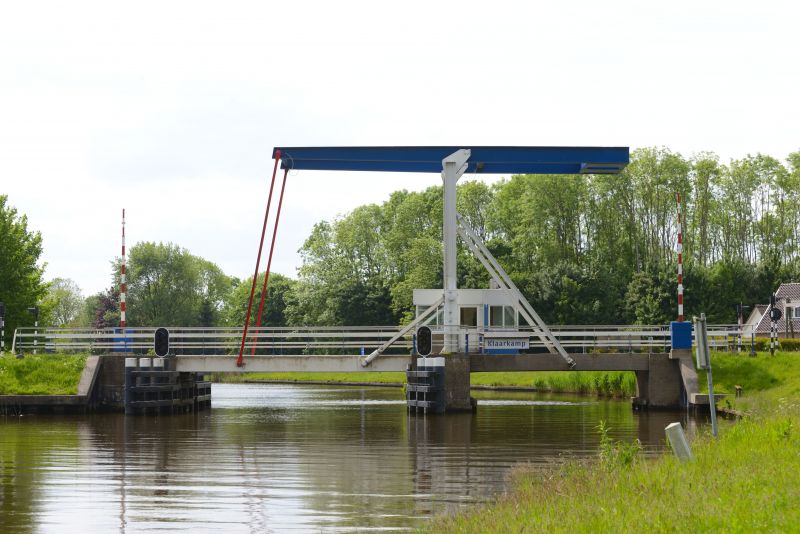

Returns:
665,422,693,461
694,313,718,437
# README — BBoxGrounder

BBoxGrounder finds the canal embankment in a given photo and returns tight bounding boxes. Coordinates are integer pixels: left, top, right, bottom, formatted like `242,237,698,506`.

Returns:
0,354,209,414
428,350,800,533
0,353,100,413
0,353,88,394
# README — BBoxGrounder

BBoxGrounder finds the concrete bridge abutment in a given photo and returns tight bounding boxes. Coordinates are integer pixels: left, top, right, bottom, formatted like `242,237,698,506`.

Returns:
632,349,707,410
632,353,684,409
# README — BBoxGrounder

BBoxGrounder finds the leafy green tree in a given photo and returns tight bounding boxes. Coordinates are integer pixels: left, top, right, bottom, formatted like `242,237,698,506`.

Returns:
89,286,120,329
689,154,721,266
624,271,671,324
120,242,235,327
42,278,83,327
223,272,293,327
0,196,47,347
260,148,800,327
75,293,101,328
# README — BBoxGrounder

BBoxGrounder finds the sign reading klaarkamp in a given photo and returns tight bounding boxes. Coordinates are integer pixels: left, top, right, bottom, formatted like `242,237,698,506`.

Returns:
485,338,530,350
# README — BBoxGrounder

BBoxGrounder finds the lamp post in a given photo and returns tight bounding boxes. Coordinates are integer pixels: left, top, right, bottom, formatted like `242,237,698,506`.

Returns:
27,306,39,355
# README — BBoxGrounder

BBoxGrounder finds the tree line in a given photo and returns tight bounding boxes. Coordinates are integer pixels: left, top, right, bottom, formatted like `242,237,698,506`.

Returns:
2,147,799,343
283,147,800,326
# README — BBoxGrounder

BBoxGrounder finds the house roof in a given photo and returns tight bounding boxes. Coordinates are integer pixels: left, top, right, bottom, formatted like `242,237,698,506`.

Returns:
745,305,767,325
755,316,800,335
754,283,800,335
776,283,800,302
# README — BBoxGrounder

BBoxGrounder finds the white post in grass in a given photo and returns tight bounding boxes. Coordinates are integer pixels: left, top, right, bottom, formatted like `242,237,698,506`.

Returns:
665,422,693,461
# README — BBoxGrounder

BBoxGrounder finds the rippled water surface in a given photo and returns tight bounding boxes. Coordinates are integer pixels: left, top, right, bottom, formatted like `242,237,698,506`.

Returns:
1,384,703,533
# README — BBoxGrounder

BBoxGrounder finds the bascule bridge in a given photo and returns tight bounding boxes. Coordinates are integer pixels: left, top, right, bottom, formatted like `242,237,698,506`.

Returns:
12,147,712,414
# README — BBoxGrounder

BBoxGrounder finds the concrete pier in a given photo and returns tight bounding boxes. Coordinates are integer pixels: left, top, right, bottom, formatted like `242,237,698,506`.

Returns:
406,354,475,414
632,353,684,409
441,353,474,412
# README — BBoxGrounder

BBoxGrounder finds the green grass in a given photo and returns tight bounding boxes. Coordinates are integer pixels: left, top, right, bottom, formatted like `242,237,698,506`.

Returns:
696,351,800,414
470,371,636,397
219,371,406,384
429,351,800,533
225,369,637,396
0,354,88,395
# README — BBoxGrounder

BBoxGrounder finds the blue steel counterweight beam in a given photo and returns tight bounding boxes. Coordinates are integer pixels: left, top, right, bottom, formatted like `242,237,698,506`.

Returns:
271,146,629,174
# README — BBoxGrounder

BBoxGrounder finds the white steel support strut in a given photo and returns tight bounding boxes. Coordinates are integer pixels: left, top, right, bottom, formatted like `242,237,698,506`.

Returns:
457,213,576,368
360,296,444,367
442,149,471,353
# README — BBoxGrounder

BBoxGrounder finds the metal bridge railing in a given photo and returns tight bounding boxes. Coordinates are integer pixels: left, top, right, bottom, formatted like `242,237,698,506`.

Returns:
523,324,744,353
9,324,746,356
10,326,410,356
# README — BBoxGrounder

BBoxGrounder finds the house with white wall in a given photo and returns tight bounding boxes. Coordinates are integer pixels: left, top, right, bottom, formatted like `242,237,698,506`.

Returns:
752,283,800,338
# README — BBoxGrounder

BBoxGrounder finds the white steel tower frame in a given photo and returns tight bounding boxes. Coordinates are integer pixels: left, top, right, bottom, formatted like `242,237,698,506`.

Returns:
363,149,573,367
441,149,471,353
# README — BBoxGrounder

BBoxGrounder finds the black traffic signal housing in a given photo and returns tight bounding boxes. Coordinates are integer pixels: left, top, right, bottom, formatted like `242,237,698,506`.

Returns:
416,326,432,357
769,294,783,321
154,327,170,357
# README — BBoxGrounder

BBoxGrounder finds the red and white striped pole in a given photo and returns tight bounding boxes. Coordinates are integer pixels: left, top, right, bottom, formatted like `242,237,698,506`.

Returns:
676,193,684,322
120,208,127,329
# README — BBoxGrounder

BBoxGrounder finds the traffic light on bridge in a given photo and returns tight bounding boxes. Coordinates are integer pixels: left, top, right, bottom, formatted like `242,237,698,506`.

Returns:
154,327,170,357
416,326,432,357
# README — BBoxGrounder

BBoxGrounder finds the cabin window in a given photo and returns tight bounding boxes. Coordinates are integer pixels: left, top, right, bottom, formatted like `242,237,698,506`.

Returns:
489,305,504,327
504,306,516,327
460,307,478,328
417,305,443,326
490,306,516,328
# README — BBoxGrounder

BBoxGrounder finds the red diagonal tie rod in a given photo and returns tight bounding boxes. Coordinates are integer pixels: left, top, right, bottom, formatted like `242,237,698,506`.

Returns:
250,167,289,356
237,150,281,367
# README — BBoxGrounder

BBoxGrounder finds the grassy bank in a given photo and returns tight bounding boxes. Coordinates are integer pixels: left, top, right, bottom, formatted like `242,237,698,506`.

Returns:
0,354,87,395
430,351,800,533
696,351,800,413
223,369,637,396
470,371,636,397
219,371,406,385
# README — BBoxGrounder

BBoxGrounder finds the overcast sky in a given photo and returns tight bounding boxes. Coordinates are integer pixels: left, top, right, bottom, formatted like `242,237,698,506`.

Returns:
1,0,798,297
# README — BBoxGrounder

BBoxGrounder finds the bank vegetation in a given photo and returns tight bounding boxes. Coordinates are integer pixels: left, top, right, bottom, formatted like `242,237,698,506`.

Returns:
429,351,800,533
0,354,87,395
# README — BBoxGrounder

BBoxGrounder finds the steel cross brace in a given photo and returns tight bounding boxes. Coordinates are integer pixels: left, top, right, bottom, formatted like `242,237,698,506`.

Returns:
457,213,575,368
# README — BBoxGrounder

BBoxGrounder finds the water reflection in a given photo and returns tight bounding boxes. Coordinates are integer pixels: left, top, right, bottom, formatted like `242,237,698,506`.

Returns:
0,384,704,533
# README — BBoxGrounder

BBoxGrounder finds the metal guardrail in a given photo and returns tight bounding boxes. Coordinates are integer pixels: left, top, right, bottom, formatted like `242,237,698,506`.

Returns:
529,324,746,352
10,326,409,355
9,324,747,355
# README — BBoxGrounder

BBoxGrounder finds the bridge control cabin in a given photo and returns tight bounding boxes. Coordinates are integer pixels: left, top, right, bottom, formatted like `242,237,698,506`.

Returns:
413,288,529,354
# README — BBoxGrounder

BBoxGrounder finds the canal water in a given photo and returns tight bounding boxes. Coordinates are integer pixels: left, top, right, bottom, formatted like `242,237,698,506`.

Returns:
1,383,703,533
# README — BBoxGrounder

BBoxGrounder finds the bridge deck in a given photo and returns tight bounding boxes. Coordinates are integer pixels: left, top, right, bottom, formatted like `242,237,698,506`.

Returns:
175,353,651,373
